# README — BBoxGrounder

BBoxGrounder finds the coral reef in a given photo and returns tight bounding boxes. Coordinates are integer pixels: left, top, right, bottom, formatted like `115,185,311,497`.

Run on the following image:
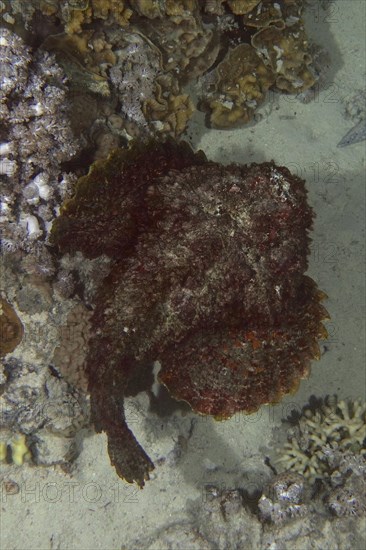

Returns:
275,396,366,481
0,252,91,469
0,356,89,466
132,469,366,549
259,459,366,547
51,139,328,486
108,31,162,133
260,458,366,525
130,411,365,544
0,1,320,134
0,28,79,253
200,42,275,128
48,0,133,34
53,250,111,302
200,0,316,127
325,448,366,517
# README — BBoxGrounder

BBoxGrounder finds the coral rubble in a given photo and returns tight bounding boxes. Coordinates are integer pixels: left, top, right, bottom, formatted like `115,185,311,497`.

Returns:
258,471,309,522
0,28,79,253
0,356,89,466
51,140,328,486
325,447,366,517
132,470,366,549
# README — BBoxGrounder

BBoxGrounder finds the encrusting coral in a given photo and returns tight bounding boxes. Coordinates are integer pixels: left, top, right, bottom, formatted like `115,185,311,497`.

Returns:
51,139,328,487
258,471,309,523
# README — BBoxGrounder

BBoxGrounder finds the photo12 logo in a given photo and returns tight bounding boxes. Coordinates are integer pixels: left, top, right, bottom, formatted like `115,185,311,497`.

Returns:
1,480,140,505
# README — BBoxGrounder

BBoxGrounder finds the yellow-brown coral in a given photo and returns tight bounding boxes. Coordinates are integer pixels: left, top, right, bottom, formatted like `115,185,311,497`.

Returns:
205,43,275,128
165,0,197,16
252,24,315,93
129,0,163,18
140,9,217,78
227,0,261,15
144,75,195,136
42,0,133,34
34,0,317,133
242,0,285,28
0,299,23,356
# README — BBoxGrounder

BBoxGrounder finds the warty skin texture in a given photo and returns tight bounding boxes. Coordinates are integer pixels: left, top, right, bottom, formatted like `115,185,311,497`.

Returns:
51,140,328,486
